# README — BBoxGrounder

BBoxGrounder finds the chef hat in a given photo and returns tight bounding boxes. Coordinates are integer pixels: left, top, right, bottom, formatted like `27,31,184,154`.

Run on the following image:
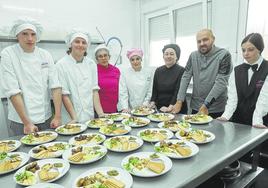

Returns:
162,44,181,61
10,17,43,42
65,28,91,47
126,48,143,59
241,33,264,54
94,44,110,55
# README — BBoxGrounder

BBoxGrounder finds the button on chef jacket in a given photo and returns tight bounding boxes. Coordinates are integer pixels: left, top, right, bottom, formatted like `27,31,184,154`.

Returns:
56,55,99,123
1,44,60,124
118,66,154,110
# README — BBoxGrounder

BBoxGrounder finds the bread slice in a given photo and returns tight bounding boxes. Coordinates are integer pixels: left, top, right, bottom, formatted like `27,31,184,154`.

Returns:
102,178,125,188
147,160,165,174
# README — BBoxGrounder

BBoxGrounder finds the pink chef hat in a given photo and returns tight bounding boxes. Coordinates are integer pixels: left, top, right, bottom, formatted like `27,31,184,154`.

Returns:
126,48,144,59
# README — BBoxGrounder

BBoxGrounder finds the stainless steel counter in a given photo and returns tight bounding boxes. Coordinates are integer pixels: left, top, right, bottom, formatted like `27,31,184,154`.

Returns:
1,116,267,188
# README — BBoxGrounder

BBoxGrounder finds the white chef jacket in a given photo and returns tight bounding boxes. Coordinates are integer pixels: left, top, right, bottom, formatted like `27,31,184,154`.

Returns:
118,66,154,110
222,56,264,120
56,55,99,123
1,44,60,124
253,76,268,125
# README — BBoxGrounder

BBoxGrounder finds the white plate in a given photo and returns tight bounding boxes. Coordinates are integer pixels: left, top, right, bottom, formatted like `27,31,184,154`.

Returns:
147,113,175,122
68,133,106,146
29,142,70,160
106,113,131,122
158,121,191,132
121,152,172,177
104,135,143,152
27,183,64,188
0,152,29,175
122,117,150,128
62,144,107,164
14,158,70,186
20,131,58,146
154,139,199,159
137,128,174,142
0,140,21,152
99,124,132,136
73,166,133,188
55,124,87,135
130,107,155,116
86,118,113,129
175,129,215,144
182,114,213,124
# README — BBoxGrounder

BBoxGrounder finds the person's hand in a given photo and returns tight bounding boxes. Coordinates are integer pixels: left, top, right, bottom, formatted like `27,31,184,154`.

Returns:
171,101,182,114
148,102,156,109
216,117,228,121
167,105,174,112
160,106,169,112
253,124,268,129
50,116,61,128
68,119,78,124
122,109,130,113
198,104,208,115
98,113,107,118
24,123,39,134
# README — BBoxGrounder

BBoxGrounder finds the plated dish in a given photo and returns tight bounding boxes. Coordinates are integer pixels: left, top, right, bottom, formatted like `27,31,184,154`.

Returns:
137,128,173,142
69,133,106,146
158,120,191,132
86,118,113,129
0,140,21,153
121,152,172,177
106,113,131,122
130,106,155,116
29,142,70,160
0,152,29,175
62,144,107,164
27,183,65,188
122,116,150,128
99,124,131,136
154,139,199,159
14,158,70,186
183,114,213,124
175,129,215,144
55,124,87,135
20,131,58,145
73,166,133,188
104,136,143,152
147,113,175,122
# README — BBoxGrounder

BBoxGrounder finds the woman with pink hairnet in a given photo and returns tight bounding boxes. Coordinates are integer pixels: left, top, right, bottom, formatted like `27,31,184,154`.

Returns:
118,48,154,112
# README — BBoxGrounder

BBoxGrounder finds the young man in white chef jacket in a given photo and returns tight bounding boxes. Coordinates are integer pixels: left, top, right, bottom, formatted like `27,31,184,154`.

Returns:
0,17,62,136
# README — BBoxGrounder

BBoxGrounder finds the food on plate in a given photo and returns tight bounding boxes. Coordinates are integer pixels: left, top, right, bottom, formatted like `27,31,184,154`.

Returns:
0,152,22,172
155,141,192,157
72,134,105,146
105,136,140,151
162,121,190,131
76,171,125,188
31,143,68,159
123,153,165,174
0,140,17,152
21,132,57,145
179,129,210,142
122,117,149,127
68,146,105,163
106,113,130,121
148,113,174,122
131,106,154,116
87,118,113,128
15,171,36,186
184,114,211,123
139,129,167,141
38,163,60,181
56,124,81,134
99,124,130,135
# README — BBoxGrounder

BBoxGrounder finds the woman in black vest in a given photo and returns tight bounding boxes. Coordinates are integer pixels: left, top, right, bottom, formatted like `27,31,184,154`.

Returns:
217,33,268,127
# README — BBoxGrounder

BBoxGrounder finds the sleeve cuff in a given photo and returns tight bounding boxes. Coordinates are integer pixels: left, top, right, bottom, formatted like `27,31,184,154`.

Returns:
6,89,21,98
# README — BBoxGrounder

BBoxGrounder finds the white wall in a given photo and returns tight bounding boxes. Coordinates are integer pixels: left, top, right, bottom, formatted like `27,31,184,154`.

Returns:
0,0,140,138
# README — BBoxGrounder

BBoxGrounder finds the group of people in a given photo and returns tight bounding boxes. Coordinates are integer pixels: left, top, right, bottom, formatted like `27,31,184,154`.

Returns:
1,17,268,137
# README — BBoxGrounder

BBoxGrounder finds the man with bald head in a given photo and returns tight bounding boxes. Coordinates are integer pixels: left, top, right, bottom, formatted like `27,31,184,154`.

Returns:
172,29,232,118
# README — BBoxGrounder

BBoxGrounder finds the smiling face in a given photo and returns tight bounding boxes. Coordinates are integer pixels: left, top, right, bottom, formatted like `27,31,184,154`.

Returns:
163,48,177,67
241,41,260,64
130,55,142,71
70,37,88,58
96,49,110,67
17,29,37,52
196,30,215,54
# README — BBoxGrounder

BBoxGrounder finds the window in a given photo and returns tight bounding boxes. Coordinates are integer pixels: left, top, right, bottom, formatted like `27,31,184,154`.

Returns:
148,14,171,67
247,0,268,59
175,2,203,67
